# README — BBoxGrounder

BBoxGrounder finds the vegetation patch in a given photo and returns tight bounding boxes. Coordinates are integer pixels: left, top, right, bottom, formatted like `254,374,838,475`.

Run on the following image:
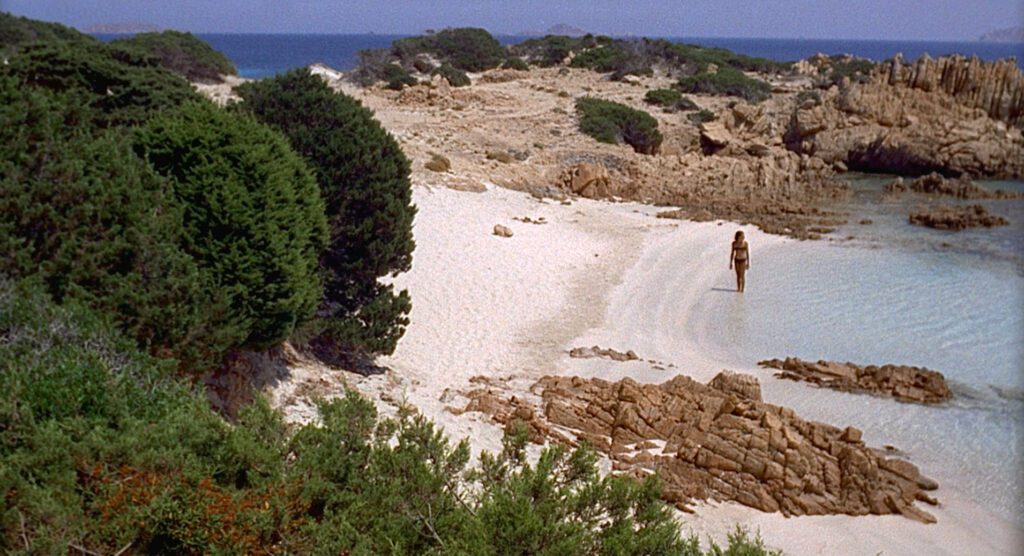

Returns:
433,62,471,87
110,30,237,83
392,27,505,72
677,65,772,102
425,153,452,172
645,88,700,112
576,96,663,154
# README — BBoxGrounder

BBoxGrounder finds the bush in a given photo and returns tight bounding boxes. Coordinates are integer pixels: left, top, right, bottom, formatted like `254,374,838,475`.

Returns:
433,62,471,87
110,30,237,83
235,69,416,359
677,65,772,102
0,76,216,366
570,42,651,79
392,27,505,72
382,62,417,89
690,108,717,124
0,10,93,56
502,56,529,70
134,101,328,351
817,56,876,88
1,40,201,129
645,88,700,112
509,35,585,67
576,96,663,155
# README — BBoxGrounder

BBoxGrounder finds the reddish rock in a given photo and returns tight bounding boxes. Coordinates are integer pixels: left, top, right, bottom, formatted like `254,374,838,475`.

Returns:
760,357,952,404
908,204,1009,230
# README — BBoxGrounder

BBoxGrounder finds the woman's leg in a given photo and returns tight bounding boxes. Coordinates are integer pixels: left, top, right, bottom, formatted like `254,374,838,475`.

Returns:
736,263,746,292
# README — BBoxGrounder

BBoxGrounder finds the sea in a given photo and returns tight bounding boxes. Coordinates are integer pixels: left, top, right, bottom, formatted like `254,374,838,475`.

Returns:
685,176,1024,524
97,32,1024,524
93,33,1024,79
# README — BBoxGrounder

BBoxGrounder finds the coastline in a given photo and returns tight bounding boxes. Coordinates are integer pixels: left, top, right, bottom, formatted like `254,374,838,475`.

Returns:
296,182,1024,555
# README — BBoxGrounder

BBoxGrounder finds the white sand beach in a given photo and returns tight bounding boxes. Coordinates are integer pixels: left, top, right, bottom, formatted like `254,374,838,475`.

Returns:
317,183,1024,555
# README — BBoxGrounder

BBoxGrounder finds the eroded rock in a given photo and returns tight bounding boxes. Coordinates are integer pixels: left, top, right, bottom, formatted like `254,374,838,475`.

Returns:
909,204,1009,230
760,357,952,404
454,373,939,523
887,172,1024,199
569,345,639,362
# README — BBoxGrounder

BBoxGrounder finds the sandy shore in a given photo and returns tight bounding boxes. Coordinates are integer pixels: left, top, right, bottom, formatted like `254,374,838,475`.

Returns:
275,182,1022,555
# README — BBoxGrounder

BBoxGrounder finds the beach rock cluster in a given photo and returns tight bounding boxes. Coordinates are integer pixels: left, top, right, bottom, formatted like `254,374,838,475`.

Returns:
452,372,939,523
787,56,1024,178
759,357,952,404
885,172,1023,199
568,345,639,362
908,204,1009,230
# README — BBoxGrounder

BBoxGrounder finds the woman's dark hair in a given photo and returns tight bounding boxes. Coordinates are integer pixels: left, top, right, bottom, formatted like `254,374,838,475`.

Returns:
734,230,745,241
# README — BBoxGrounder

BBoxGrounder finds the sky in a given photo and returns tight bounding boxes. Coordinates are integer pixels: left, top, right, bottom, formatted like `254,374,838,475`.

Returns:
1,0,1021,41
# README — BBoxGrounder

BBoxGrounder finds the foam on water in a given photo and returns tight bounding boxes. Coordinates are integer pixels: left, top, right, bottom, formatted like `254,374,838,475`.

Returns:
681,179,1024,524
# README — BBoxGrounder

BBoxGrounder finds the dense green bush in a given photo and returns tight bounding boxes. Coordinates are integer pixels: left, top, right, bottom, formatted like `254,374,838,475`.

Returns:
134,101,328,351
0,75,216,365
0,10,92,56
1,40,201,128
570,42,652,79
509,34,585,67
576,96,663,154
502,56,529,70
110,30,237,82
392,27,505,72
382,62,417,89
677,65,772,102
433,62,471,87
0,281,781,554
690,108,717,124
235,69,415,359
644,88,700,112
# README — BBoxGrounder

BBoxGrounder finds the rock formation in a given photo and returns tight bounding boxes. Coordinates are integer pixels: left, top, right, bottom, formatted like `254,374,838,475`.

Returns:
909,204,1009,230
568,345,639,362
492,224,514,237
451,372,940,523
759,357,952,404
787,56,1024,178
886,172,1023,199
559,162,612,197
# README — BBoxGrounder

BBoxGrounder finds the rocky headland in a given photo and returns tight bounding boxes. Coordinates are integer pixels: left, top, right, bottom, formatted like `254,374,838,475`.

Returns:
759,357,953,404
450,372,940,523
787,55,1024,178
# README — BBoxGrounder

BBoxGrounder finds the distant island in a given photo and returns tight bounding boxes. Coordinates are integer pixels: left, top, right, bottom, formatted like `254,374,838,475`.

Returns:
83,22,161,34
979,26,1024,43
517,23,589,37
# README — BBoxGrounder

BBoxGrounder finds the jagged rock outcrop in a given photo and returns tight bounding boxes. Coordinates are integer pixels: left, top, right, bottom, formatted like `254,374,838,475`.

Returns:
452,373,939,522
885,54,1024,127
787,56,1024,178
885,172,1023,199
559,162,612,197
760,357,952,404
909,204,1009,230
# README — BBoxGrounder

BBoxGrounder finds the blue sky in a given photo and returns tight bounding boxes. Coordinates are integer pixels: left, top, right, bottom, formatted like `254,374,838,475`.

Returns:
1,0,1020,40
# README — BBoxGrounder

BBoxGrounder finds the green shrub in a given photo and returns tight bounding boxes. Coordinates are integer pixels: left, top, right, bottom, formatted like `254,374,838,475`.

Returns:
644,88,700,112
0,10,93,56
235,69,416,359
134,101,328,350
0,76,215,366
433,62,471,87
110,30,237,83
818,56,876,88
690,108,718,124
570,43,651,79
509,35,585,67
392,27,505,72
677,65,772,102
502,56,529,70
382,62,417,89
576,96,663,154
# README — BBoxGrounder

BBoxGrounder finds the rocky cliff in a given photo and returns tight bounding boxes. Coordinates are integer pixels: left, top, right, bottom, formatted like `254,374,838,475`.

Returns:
787,55,1024,178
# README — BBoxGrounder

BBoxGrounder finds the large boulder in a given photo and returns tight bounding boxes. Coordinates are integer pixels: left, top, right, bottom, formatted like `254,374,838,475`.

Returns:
559,162,612,198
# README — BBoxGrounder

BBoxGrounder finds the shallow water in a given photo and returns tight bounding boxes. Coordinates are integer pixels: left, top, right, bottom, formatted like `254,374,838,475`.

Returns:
684,177,1024,523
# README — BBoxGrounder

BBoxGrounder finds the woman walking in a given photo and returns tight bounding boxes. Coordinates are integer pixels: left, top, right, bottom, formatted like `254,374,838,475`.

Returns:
729,230,750,292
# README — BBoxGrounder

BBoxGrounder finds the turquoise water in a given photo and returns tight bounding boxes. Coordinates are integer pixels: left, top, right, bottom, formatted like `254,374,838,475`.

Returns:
685,177,1024,523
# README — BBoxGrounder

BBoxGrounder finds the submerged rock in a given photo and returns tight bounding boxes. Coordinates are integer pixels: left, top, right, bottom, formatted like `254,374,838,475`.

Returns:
760,357,952,404
887,172,1023,199
908,204,1009,230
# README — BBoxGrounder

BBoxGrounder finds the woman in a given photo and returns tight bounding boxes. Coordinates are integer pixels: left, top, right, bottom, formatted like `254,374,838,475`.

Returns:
729,230,750,292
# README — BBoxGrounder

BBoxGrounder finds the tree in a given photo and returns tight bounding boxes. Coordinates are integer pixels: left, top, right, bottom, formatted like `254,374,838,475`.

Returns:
0,75,213,365
235,69,416,359
110,30,237,83
133,101,328,351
